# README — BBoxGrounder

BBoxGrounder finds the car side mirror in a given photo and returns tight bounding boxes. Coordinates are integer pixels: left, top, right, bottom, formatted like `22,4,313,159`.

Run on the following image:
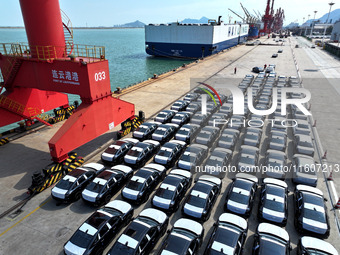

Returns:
289,245,293,251
324,198,328,202
167,229,171,234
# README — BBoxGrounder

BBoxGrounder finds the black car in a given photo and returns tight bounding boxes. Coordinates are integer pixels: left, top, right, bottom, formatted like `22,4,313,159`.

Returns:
154,110,176,124
183,175,222,221
186,102,201,114
152,169,192,213
158,218,204,255
225,173,258,217
195,126,220,147
204,213,248,255
107,208,168,255
183,93,200,102
252,223,291,255
175,124,200,144
152,123,178,144
64,200,133,255
51,163,105,203
190,113,209,126
207,113,228,128
252,66,265,73
271,53,278,58
242,127,262,147
154,140,186,168
203,147,232,178
124,141,160,168
217,129,239,150
171,100,189,111
237,145,259,172
82,165,133,206
121,163,166,204
177,144,208,171
133,122,159,140
294,185,330,238
101,138,139,164
258,178,288,226
171,111,191,126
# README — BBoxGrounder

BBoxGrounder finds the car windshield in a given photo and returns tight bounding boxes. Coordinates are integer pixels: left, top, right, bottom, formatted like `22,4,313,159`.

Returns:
154,129,166,135
198,133,210,139
267,162,283,170
187,195,206,208
162,233,191,254
69,230,94,249
304,208,326,223
180,153,194,163
127,148,141,157
56,179,73,190
157,113,168,118
157,149,172,158
271,138,284,145
125,180,144,191
259,236,286,255
155,188,174,200
299,141,313,147
177,129,190,136
221,136,233,142
239,156,255,165
245,134,258,140
136,126,149,133
86,181,105,193
109,243,135,255
264,198,284,212
230,191,249,204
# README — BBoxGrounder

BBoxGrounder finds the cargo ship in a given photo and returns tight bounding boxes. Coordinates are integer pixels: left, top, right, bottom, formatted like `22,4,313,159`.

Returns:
145,17,249,59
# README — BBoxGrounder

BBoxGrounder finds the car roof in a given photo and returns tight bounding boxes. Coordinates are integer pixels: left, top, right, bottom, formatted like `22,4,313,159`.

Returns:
174,218,203,236
139,208,167,224
258,223,289,242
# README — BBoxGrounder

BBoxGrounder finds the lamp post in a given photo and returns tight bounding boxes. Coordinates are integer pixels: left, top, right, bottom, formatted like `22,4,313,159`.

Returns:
305,14,310,36
322,2,335,44
310,11,317,38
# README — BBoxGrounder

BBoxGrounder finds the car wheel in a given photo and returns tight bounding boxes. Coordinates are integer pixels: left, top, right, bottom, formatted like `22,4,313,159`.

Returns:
104,194,111,204
74,191,81,201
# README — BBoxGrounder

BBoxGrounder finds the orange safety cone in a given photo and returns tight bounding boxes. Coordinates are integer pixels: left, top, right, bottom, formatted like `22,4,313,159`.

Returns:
322,150,327,159
327,170,333,181
334,198,340,209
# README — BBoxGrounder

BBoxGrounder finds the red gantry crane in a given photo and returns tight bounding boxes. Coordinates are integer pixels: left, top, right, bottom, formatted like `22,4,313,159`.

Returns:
259,0,284,34
0,0,135,162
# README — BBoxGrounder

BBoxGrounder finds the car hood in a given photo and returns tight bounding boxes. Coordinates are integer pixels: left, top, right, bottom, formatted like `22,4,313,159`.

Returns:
153,196,171,209
81,189,98,202
52,187,68,199
64,241,87,255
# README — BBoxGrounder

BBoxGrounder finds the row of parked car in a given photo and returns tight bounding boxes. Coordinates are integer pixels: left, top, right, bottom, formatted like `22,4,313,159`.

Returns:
55,73,336,254
62,182,335,255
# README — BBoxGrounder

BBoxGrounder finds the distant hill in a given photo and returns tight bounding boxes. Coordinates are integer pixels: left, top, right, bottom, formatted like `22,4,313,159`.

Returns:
114,20,145,28
181,16,210,24
303,8,340,25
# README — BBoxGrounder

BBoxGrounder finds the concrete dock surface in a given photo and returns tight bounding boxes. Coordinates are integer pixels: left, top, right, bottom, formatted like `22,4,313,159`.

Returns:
0,36,340,255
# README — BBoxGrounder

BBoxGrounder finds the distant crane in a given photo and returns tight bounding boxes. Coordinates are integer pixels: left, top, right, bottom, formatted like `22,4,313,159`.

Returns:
260,0,284,34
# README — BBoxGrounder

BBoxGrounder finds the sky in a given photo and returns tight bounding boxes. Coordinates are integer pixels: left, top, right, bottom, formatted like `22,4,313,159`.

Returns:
0,0,337,27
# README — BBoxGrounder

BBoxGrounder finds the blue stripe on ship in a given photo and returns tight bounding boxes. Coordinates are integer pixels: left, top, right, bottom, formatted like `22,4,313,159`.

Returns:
146,35,248,59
